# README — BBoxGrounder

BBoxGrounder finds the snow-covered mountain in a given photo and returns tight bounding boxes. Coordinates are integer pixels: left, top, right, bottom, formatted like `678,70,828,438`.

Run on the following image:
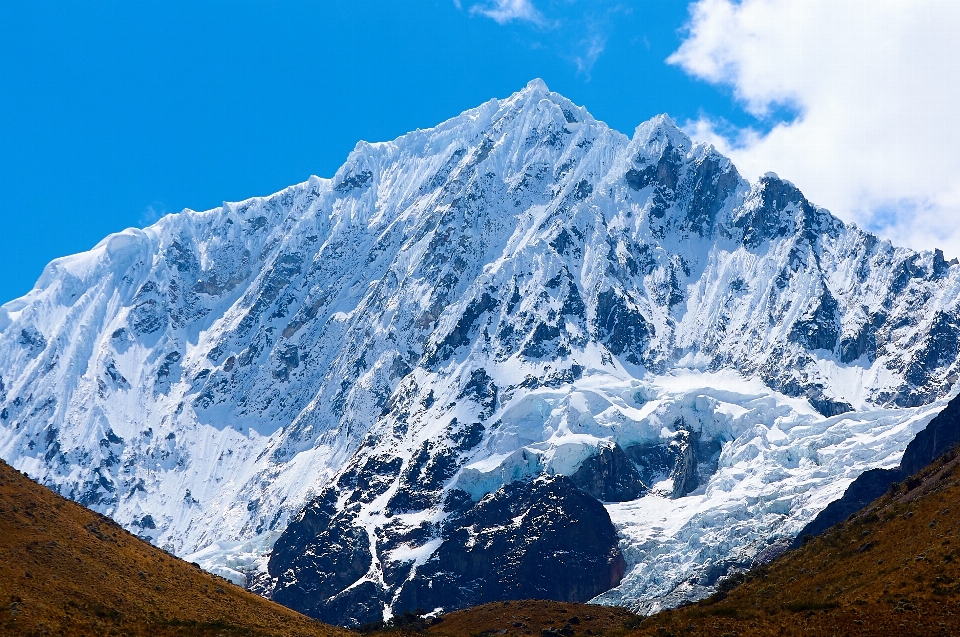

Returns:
2,80,959,624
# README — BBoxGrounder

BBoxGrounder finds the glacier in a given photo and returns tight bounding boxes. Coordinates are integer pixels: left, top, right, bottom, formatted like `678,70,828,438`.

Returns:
1,79,959,623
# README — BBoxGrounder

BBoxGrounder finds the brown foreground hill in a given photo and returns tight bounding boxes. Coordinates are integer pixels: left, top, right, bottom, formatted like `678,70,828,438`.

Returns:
426,599,640,637
0,459,351,637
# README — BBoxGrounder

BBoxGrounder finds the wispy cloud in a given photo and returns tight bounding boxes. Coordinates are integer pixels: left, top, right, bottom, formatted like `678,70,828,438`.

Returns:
463,1,630,77
469,0,547,26
572,30,607,77
140,203,165,227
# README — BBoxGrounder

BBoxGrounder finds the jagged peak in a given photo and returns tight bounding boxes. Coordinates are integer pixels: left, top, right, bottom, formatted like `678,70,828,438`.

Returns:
523,77,550,94
328,81,610,197
491,79,598,132
631,114,692,159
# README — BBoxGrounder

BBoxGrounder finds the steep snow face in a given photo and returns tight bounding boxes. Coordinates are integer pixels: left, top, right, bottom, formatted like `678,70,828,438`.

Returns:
1,80,959,619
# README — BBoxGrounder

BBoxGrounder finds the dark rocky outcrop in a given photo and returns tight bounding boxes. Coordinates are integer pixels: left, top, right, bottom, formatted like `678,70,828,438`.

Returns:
270,475,626,626
900,391,960,475
671,431,700,498
619,429,724,500
729,175,800,248
624,442,678,488
592,289,651,365
788,289,841,353
570,444,647,502
269,488,385,625
623,429,721,499
393,475,626,615
794,391,960,546
385,441,459,514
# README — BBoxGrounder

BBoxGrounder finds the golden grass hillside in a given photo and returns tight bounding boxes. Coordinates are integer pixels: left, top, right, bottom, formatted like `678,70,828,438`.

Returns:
426,599,640,637
0,459,352,637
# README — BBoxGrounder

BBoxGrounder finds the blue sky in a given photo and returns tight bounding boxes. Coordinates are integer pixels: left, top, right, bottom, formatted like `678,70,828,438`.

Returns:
3,1,956,305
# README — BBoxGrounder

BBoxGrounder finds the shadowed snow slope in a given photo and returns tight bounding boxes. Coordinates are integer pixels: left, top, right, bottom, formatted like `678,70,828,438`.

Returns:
1,80,959,623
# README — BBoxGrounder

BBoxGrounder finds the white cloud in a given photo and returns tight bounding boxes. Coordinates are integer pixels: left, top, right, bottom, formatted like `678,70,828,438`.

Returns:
470,0,546,26
670,0,960,258
463,1,632,76
139,203,165,227
572,31,607,77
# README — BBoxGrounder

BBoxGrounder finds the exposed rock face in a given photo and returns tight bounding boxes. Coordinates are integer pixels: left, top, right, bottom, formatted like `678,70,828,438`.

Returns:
269,475,625,625
268,489,377,624
570,444,647,502
401,476,625,615
671,431,700,498
623,442,678,489
900,392,960,476
1,80,959,623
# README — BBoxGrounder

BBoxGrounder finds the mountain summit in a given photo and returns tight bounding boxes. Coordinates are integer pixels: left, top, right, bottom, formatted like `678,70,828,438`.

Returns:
1,81,959,624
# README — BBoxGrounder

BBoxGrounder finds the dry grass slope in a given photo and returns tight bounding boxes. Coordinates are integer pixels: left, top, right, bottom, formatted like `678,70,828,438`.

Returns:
0,459,353,637
426,600,640,637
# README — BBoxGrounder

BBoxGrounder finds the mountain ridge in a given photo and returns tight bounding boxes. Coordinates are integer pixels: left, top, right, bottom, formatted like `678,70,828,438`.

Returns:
2,80,959,623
